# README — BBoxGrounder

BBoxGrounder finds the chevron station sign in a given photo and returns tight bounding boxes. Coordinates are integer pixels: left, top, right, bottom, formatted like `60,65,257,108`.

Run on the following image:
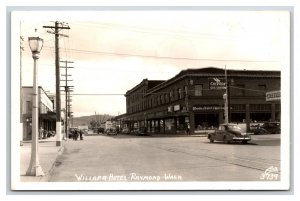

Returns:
209,78,226,90
266,90,280,101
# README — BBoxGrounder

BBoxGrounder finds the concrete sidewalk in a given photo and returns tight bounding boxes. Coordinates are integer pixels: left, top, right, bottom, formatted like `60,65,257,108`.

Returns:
20,137,64,182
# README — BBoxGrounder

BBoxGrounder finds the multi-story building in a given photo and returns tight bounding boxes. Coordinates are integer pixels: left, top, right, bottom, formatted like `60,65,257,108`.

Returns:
21,86,56,140
121,67,280,134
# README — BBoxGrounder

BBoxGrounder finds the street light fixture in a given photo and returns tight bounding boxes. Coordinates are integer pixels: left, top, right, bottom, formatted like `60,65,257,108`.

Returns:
26,34,44,176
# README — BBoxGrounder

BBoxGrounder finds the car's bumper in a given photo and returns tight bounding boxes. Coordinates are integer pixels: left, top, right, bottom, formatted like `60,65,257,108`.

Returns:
232,136,251,141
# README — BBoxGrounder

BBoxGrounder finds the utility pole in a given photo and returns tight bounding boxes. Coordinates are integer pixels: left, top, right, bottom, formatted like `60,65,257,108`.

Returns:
60,60,74,139
224,65,229,124
43,22,70,146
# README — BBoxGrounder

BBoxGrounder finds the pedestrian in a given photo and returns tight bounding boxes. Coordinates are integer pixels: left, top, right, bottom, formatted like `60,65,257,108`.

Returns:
79,129,83,140
73,129,78,141
39,127,44,139
186,123,190,135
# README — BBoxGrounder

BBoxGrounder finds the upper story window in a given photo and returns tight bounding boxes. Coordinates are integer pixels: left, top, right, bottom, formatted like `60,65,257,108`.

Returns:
184,85,188,97
178,88,182,99
234,84,245,96
258,84,267,91
169,90,173,101
165,93,168,103
26,101,32,114
195,84,203,96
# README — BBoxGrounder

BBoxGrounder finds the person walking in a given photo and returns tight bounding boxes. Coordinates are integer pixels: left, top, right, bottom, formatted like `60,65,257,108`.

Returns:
186,123,190,136
79,129,83,140
39,127,44,140
73,129,78,141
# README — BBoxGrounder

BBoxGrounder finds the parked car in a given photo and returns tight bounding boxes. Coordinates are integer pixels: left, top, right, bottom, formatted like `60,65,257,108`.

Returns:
97,127,105,134
106,128,117,135
260,122,281,134
207,123,252,144
250,123,269,135
121,128,130,134
135,126,148,136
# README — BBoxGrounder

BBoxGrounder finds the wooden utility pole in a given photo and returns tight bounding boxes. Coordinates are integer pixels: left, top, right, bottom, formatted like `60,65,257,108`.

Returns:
43,22,70,146
60,60,74,139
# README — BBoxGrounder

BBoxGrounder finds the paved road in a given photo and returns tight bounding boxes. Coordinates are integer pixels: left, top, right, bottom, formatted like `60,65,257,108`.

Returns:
49,134,280,182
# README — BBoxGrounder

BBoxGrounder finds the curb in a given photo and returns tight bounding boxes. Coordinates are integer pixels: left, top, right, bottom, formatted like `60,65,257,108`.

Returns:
39,145,65,182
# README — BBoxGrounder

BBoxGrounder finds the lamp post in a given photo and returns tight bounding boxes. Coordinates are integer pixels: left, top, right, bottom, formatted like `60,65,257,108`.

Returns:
26,34,44,176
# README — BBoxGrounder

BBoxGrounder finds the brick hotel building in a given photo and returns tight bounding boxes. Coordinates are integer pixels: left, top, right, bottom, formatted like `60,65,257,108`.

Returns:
118,67,280,134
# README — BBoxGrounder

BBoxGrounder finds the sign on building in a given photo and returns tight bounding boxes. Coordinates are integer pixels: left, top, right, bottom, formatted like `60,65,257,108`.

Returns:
192,105,223,111
174,104,180,111
266,90,281,101
209,78,226,90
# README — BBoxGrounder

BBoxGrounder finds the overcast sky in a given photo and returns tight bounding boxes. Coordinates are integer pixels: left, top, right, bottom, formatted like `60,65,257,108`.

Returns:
15,10,289,117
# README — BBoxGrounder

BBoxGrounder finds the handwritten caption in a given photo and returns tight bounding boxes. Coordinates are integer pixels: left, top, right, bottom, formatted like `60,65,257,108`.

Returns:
75,173,182,182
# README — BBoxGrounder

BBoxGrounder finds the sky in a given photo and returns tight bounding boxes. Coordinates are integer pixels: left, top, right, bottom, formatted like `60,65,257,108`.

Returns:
14,10,290,117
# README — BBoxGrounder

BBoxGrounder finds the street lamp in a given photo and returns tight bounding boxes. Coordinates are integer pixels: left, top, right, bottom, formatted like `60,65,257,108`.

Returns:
26,34,44,176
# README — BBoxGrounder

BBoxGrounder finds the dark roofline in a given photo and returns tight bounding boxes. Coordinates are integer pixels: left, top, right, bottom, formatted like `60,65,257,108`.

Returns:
146,67,280,95
125,79,165,96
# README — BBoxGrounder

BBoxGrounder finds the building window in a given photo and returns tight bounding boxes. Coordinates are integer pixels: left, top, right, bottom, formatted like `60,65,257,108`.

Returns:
26,101,32,114
195,84,203,96
160,94,164,104
165,93,168,103
258,84,267,91
233,84,245,96
250,104,272,111
178,88,182,99
184,85,188,97
170,90,173,101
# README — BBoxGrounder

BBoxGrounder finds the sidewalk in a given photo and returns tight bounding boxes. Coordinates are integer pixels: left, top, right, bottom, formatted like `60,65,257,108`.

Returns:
20,136,64,182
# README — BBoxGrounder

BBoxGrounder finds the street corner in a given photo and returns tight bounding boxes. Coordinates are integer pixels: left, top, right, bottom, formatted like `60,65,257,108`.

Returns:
20,142,65,182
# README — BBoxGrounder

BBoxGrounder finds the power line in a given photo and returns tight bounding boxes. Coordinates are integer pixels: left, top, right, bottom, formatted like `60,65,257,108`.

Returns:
69,86,267,96
69,22,262,42
41,46,279,63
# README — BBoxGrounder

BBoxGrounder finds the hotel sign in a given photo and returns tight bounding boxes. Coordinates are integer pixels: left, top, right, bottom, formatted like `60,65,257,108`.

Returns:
266,90,280,101
209,78,226,90
193,105,223,111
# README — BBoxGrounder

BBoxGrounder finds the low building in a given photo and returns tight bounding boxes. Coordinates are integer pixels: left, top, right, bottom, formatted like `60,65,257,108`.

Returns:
120,67,280,134
21,86,56,140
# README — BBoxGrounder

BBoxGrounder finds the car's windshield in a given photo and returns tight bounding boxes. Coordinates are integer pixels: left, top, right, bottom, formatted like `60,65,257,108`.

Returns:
228,125,241,130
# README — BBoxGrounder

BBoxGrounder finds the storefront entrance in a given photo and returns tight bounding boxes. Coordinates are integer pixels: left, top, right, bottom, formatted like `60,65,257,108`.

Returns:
231,113,246,123
194,113,219,130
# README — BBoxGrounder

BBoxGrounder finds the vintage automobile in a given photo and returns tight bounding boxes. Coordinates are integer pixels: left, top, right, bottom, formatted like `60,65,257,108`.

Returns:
207,123,252,144
131,127,148,136
106,128,117,135
97,127,105,134
261,122,281,134
121,128,131,134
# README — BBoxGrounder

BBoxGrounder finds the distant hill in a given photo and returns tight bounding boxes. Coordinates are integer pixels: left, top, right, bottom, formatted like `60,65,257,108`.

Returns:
71,114,114,128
